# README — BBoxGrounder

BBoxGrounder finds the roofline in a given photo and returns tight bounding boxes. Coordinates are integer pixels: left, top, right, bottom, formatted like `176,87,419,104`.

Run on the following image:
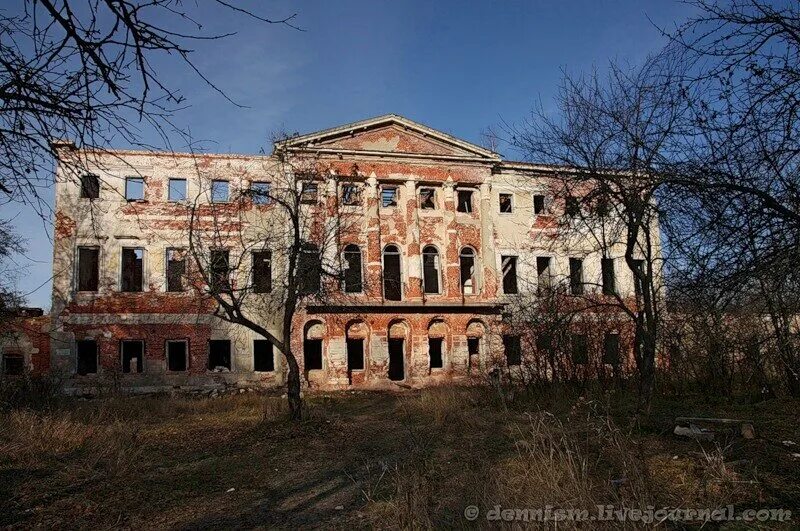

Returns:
277,113,502,161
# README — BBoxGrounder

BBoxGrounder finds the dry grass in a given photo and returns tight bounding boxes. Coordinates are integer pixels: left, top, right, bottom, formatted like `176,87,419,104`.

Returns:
1,387,798,528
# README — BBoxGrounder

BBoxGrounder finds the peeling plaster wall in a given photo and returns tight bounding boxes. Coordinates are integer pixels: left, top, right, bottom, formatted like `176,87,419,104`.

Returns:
49,121,653,393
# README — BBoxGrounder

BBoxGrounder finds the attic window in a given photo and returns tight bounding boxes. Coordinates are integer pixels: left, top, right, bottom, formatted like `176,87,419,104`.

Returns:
381,186,398,207
301,182,318,203
341,184,361,205
419,188,436,210
457,190,473,213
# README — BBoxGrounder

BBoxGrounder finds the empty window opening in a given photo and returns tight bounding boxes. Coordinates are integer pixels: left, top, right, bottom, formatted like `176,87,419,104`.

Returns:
301,181,318,203
343,244,363,293
125,177,144,200
501,255,518,294
383,245,402,301
460,247,476,295
211,180,229,202
428,338,443,369
3,353,23,375
303,339,323,371
388,338,405,381
76,340,97,375
381,186,398,207
569,258,584,296
166,340,188,372
603,333,620,365
80,174,99,199
77,247,99,292
121,340,144,374
602,258,616,295
457,189,473,213
536,257,552,294
297,242,321,295
499,193,513,213
210,249,230,292
422,246,441,294
341,184,361,205
632,259,646,300
208,340,231,370
572,334,588,365
467,337,480,364
565,195,580,217
347,338,364,373
253,339,274,372
533,194,546,214
419,187,436,209
536,334,553,355
168,178,186,201
166,248,186,292
250,182,271,204
503,335,522,366
121,248,144,292
252,250,272,293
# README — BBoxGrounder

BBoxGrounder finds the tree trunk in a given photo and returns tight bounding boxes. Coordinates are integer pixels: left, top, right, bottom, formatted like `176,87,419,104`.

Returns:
285,350,303,420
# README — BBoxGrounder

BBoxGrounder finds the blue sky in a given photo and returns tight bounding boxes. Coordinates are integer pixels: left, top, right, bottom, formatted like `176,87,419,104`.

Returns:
5,0,696,309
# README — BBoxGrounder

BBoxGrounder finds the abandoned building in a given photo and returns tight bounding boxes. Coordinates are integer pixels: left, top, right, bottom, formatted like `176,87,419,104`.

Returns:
0,307,51,377
48,114,648,393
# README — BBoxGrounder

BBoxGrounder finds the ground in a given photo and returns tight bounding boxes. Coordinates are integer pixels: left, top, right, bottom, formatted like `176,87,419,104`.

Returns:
1,385,799,529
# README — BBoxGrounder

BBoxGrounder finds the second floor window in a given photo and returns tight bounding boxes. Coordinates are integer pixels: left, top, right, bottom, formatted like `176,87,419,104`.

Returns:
211,180,229,202
250,182,271,204
209,249,230,291
536,257,552,294
499,193,513,213
460,247,476,295
457,189,474,213
252,250,272,293
168,178,186,201
121,248,144,292
341,184,361,206
301,182,318,204
125,177,144,200
422,246,441,294
501,255,518,294
297,242,321,294
381,186,398,207
602,257,616,295
80,174,99,199
533,194,546,214
166,248,186,292
383,244,402,301
419,188,436,210
569,258,584,295
77,247,99,292
343,244,363,293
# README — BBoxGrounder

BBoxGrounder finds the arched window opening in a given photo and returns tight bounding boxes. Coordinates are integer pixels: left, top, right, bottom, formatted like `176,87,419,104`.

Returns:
459,247,477,295
422,246,441,294
343,244,363,293
383,245,402,301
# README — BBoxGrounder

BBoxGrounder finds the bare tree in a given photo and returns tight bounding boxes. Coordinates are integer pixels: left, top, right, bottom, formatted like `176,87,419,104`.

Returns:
179,143,362,420
0,0,297,215
506,56,685,412
0,218,25,322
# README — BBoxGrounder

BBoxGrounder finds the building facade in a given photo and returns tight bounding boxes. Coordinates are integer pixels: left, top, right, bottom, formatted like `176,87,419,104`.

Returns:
49,115,645,393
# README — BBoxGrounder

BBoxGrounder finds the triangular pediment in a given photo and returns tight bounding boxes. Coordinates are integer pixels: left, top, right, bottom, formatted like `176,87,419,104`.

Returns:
278,114,500,161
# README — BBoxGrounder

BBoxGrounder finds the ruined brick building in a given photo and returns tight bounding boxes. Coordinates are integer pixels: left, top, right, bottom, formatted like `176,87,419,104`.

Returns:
48,115,648,393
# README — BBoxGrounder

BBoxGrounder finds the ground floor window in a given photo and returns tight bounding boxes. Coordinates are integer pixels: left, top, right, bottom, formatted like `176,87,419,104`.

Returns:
77,339,98,375
208,340,231,370
303,339,323,371
503,335,522,366
347,338,364,371
428,338,443,369
2,353,24,375
121,340,144,373
254,340,275,372
166,340,188,372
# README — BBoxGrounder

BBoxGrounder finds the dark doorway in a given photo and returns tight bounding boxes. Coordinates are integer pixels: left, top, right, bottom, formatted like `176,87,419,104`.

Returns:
208,340,231,370
388,338,405,381
347,339,364,372
467,337,480,369
429,338,443,369
304,339,323,371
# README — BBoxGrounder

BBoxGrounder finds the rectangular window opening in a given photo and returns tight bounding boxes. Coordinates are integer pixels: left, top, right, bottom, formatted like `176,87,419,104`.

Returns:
428,337,443,369
303,339,323,371
208,340,231,370
347,338,364,371
211,180,229,203
77,247,99,292
168,178,187,201
457,189,473,213
381,186,398,207
569,258,584,296
633,259,645,300
502,255,518,294
533,194,546,214
301,182,318,204
121,248,144,292
80,174,99,199
499,193,513,213
250,182,271,205
565,195,580,217
166,340,188,372
254,339,275,372
252,250,272,293
503,335,522,366
166,248,186,292
341,184,362,206
602,258,616,296
121,340,144,374
603,333,620,365
537,257,552,294
419,188,436,210
210,249,230,292
76,340,98,375
125,177,144,200
572,334,588,365
3,353,24,375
